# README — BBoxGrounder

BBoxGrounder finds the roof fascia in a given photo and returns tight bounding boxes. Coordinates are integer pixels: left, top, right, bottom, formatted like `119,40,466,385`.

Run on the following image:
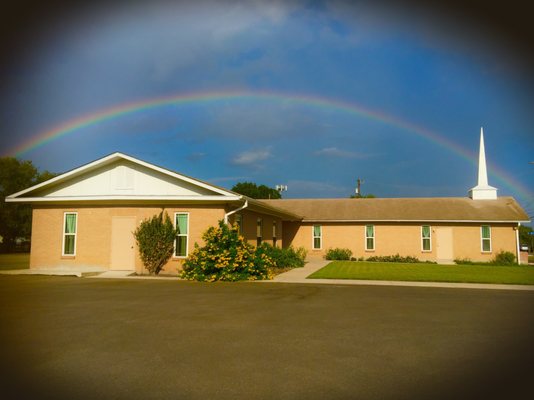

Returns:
7,152,237,199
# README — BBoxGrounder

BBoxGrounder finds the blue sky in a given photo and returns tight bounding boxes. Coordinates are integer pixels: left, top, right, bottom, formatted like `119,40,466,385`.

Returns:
1,1,532,217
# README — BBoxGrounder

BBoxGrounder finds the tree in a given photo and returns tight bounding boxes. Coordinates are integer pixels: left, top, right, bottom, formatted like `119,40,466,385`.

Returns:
133,211,178,275
0,157,57,252
231,181,281,199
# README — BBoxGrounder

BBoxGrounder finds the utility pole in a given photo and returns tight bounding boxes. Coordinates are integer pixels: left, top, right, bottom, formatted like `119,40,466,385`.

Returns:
355,178,364,198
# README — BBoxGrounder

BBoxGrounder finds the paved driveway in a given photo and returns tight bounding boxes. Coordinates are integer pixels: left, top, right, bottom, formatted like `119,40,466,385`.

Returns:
1,275,533,400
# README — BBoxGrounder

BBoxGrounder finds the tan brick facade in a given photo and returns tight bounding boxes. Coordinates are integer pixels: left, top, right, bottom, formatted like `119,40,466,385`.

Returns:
31,205,226,275
283,221,518,263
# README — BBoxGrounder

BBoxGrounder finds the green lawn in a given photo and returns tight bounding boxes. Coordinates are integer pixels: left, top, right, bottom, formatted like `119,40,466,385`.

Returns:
308,261,534,285
0,253,30,270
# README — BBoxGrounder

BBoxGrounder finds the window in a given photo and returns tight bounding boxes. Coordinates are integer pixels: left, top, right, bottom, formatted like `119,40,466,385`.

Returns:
273,221,278,247
257,218,263,246
313,225,322,249
175,213,189,257
481,225,491,252
365,225,375,251
234,214,243,235
62,212,77,256
421,225,431,251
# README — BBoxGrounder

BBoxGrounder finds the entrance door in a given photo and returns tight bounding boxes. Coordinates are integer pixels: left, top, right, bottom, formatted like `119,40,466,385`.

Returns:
110,216,136,270
436,227,454,264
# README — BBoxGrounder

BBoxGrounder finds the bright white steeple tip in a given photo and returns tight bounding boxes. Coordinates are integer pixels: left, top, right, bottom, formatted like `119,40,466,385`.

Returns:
469,127,498,200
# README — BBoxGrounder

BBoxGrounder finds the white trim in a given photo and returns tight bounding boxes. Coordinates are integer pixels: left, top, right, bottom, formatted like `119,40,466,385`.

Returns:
312,224,322,250
516,223,521,265
173,212,190,258
301,219,530,223
6,152,238,200
6,195,241,203
61,212,78,256
421,225,432,252
481,225,492,253
365,224,375,251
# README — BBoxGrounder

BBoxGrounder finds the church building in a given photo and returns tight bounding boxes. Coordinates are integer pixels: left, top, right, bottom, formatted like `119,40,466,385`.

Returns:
6,129,530,274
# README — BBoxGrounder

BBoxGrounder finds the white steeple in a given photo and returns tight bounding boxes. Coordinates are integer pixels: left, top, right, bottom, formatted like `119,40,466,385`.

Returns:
468,127,497,200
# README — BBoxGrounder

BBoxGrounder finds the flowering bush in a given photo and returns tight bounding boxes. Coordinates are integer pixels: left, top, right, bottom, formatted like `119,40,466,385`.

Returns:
257,243,307,269
181,220,274,281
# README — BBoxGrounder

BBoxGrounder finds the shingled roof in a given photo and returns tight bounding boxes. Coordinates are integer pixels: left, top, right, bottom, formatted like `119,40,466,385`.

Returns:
260,197,530,222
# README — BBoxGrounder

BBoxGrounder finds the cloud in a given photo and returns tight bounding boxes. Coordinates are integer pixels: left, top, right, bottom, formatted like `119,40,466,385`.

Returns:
186,152,207,161
314,147,370,158
231,148,272,165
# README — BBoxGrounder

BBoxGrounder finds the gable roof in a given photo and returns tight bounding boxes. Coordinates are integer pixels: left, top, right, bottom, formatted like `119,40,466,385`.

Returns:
6,152,241,203
260,197,530,223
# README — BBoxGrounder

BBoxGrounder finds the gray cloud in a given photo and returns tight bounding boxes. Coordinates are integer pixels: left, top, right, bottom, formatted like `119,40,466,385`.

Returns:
231,148,272,166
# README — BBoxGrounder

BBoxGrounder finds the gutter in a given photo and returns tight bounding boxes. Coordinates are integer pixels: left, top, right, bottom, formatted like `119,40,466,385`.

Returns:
516,222,521,265
224,198,248,224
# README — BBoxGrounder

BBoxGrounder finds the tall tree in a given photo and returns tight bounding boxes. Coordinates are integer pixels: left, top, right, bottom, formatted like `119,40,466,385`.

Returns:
231,182,281,199
0,157,57,252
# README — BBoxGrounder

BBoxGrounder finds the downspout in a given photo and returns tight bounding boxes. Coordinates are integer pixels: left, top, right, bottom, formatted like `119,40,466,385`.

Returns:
224,198,248,225
516,222,521,265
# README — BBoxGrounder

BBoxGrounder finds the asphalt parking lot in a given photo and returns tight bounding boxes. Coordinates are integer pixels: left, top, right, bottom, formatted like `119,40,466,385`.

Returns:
1,275,533,400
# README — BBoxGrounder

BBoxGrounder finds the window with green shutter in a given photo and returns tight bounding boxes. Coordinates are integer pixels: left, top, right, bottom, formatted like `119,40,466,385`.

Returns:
313,225,322,249
62,212,77,256
365,225,375,251
421,225,431,251
481,225,491,252
175,213,189,257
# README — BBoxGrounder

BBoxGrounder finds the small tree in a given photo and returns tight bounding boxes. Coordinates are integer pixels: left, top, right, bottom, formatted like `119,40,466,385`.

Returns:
134,211,177,275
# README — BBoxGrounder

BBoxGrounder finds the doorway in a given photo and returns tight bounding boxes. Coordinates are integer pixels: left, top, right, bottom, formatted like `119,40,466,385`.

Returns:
110,216,136,270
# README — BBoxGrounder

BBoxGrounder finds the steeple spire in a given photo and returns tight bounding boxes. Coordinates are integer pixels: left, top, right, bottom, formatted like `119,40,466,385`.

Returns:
468,127,497,200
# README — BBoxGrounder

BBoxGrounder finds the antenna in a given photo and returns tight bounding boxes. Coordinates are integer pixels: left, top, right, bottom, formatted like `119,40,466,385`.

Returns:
276,185,288,197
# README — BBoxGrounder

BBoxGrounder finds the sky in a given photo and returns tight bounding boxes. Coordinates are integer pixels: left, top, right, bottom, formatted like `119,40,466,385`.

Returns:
1,0,533,218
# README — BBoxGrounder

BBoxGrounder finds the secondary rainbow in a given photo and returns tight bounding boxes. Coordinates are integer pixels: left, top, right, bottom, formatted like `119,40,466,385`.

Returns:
5,89,532,200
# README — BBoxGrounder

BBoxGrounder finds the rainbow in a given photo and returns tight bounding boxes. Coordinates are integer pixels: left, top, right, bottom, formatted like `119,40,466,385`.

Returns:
4,89,532,201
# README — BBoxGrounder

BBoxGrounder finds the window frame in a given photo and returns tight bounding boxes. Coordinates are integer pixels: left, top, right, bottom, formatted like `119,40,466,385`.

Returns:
312,224,322,250
62,212,78,257
256,218,263,246
421,225,432,252
481,225,492,253
174,212,190,258
234,214,243,235
365,225,375,251
272,220,278,247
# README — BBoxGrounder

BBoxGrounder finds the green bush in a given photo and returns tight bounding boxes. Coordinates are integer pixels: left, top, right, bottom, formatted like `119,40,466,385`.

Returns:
492,251,516,265
134,211,178,275
181,220,274,281
325,248,353,260
257,243,307,269
366,254,422,263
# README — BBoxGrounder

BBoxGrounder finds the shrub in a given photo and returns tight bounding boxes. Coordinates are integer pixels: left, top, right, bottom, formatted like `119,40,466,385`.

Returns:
492,251,516,265
325,248,352,260
366,254,421,263
257,243,307,269
181,220,274,281
134,211,178,275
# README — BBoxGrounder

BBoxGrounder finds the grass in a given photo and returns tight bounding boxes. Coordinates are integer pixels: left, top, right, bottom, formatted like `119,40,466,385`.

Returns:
308,261,534,285
0,253,30,270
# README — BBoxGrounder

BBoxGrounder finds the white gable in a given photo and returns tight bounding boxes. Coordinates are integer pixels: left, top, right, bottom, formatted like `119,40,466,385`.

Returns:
35,160,218,197
7,153,240,202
